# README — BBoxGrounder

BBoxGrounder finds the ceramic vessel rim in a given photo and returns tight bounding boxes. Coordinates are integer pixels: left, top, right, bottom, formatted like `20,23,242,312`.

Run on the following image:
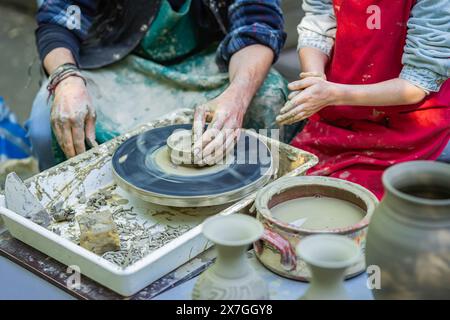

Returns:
383,160,450,206
202,214,264,247
296,234,361,269
255,176,379,234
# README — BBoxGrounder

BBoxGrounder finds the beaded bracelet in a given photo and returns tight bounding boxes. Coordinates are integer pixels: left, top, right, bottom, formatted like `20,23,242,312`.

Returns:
47,63,87,101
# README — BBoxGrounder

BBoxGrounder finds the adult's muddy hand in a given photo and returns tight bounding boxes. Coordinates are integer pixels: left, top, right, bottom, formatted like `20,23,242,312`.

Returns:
192,94,243,166
50,76,97,158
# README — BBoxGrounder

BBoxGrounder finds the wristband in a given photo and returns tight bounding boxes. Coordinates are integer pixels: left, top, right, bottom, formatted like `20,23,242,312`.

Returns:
47,63,86,101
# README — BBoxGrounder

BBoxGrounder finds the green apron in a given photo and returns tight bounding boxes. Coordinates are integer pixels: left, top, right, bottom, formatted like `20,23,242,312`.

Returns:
53,0,289,162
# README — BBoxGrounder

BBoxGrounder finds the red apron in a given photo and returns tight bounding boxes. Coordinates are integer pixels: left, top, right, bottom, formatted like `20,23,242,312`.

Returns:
291,0,450,199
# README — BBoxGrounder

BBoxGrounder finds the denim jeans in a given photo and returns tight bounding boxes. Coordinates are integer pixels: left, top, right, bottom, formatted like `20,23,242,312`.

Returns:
25,84,55,171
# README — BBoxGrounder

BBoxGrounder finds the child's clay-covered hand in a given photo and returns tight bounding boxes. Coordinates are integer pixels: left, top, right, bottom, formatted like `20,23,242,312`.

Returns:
285,71,327,102
277,74,342,125
50,76,97,158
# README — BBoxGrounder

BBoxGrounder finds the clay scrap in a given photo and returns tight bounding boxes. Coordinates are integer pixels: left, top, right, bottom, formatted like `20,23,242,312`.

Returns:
77,210,120,255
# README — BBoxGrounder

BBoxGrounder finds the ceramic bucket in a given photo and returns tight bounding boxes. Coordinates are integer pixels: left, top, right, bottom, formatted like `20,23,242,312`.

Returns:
254,176,379,281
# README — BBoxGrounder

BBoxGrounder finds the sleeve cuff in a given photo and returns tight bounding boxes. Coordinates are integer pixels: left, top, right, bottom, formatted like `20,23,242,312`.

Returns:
216,24,286,72
35,24,81,66
297,29,334,57
400,64,447,93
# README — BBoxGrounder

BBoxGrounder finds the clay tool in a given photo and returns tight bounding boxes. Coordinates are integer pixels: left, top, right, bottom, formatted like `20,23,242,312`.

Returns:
4,172,51,227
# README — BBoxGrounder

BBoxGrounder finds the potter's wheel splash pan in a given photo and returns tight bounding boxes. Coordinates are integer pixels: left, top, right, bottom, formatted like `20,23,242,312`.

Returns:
112,124,273,207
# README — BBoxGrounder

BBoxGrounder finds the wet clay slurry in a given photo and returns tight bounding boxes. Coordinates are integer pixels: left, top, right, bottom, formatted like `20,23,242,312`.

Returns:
152,146,230,177
270,196,365,230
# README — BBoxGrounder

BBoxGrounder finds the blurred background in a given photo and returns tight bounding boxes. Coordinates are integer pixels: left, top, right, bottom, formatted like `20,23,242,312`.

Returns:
0,0,41,185
0,0,40,123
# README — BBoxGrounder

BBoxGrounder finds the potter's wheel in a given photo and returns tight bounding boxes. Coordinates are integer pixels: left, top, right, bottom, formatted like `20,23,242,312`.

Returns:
112,124,273,207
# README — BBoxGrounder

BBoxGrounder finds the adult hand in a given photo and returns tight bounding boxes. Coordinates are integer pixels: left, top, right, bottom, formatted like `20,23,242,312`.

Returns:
50,76,97,158
276,75,342,125
192,92,244,166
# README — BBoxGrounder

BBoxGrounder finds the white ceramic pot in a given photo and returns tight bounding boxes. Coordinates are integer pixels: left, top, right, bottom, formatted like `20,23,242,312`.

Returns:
297,234,361,300
254,176,378,281
192,214,269,300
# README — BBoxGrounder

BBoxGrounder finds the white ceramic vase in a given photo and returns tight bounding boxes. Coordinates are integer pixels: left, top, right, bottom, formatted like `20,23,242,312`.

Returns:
192,214,269,300
296,234,360,300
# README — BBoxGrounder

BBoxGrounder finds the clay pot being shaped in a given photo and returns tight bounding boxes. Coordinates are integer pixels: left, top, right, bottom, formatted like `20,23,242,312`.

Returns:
166,129,194,165
297,234,360,300
366,161,450,299
192,214,269,300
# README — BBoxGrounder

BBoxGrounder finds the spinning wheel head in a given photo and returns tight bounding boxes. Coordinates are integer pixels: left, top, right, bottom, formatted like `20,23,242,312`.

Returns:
112,124,273,207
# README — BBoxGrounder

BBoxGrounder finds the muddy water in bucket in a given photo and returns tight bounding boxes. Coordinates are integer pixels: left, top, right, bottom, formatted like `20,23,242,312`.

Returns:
254,176,379,281
270,196,366,230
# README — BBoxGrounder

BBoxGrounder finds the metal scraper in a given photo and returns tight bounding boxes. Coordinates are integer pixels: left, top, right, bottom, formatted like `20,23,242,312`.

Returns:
5,172,51,227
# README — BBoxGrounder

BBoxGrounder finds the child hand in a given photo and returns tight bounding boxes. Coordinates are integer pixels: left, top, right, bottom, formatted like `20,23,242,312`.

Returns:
276,76,341,125
286,71,327,102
